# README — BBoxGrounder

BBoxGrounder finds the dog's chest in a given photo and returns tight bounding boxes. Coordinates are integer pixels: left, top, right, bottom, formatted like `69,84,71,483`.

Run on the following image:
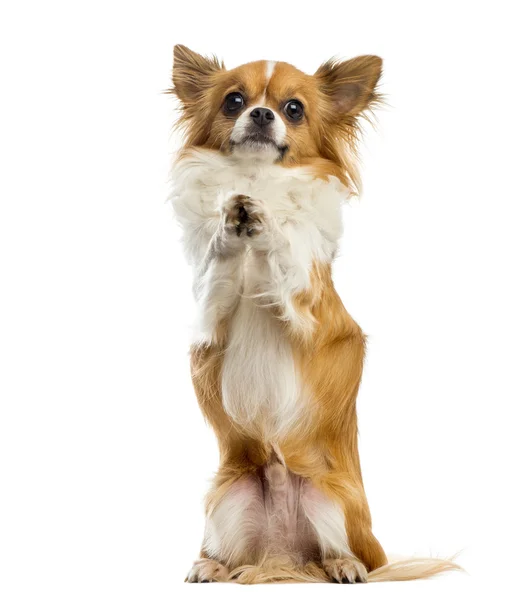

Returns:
212,169,313,438
221,273,301,440
174,155,346,439
180,162,308,437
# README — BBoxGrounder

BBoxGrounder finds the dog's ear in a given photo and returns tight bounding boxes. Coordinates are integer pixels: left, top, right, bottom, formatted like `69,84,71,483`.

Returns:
172,45,224,103
315,55,382,117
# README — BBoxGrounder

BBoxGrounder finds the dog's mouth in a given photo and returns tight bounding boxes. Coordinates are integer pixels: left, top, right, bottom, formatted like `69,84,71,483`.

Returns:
231,133,288,159
237,132,278,147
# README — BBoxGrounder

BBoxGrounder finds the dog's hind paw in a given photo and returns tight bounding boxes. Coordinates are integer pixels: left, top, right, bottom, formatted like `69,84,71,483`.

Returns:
185,558,229,583
323,557,368,583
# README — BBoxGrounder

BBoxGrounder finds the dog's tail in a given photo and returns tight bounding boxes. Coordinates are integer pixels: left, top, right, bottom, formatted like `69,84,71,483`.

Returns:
229,555,463,584
367,556,463,582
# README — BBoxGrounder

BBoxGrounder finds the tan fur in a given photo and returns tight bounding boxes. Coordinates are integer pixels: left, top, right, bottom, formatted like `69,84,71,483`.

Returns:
170,46,382,194
173,46,462,584
286,263,387,571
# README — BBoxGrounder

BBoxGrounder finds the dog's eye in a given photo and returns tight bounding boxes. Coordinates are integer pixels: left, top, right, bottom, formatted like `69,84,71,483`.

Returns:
224,92,245,114
284,99,304,122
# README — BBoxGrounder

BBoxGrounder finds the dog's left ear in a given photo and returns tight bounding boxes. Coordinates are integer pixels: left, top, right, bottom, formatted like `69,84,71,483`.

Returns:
172,45,224,104
315,55,383,117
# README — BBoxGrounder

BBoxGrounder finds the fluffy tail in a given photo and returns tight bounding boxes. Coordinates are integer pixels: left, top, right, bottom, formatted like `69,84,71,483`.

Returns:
367,556,463,582
229,555,463,584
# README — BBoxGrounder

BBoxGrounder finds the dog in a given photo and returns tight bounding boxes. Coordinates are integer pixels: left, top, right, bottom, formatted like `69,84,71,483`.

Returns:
169,45,460,584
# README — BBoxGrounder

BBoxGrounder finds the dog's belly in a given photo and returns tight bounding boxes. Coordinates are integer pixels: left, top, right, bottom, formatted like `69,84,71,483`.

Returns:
204,457,323,567
221,295,301,440
259,460,320,561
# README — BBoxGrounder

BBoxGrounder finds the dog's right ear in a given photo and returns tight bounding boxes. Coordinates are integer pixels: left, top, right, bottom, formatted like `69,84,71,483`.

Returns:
171,45,224,104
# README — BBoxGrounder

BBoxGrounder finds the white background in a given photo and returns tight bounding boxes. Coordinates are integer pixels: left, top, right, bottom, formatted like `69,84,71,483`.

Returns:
1,1,531,599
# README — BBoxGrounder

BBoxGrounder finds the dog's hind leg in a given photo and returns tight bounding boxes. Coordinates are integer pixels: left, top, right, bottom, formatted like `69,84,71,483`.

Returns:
194,473,265,577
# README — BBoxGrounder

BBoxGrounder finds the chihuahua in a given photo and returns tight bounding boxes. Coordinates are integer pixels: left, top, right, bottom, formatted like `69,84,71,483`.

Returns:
169,45,460,584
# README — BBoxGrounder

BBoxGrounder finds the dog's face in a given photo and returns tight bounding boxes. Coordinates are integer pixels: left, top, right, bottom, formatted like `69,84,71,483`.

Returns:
171,46,382,188
201,60,324,163
221,61,307,161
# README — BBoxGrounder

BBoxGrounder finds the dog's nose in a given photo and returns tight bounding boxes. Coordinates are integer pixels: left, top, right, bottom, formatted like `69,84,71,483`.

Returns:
250,107,275,127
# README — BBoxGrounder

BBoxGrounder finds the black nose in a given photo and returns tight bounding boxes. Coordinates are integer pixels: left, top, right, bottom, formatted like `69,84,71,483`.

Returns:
250,107,274,127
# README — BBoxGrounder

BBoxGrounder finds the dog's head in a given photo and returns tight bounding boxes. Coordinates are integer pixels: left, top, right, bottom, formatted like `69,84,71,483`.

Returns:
170,45,382,190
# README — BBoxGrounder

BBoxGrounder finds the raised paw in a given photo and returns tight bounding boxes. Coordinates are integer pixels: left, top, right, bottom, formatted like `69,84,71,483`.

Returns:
185,558,230,583
222,194,266,238
323,557,368,584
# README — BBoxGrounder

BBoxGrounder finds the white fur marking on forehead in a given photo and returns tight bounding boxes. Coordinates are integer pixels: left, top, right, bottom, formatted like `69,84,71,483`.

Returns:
257,61,276,105
265,61,276,84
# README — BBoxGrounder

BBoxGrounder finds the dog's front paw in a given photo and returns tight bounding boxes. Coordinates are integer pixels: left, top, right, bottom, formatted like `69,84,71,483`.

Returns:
323,557,368,584
185,558,229,583
221,194,267,238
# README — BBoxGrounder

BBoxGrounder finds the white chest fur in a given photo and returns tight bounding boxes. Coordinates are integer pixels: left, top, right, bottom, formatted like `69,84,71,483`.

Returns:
221,270,301,439
170,150,349,439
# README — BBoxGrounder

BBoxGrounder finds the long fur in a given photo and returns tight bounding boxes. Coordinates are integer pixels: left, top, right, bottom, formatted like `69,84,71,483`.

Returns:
170,46,462,585
228,556,462,584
